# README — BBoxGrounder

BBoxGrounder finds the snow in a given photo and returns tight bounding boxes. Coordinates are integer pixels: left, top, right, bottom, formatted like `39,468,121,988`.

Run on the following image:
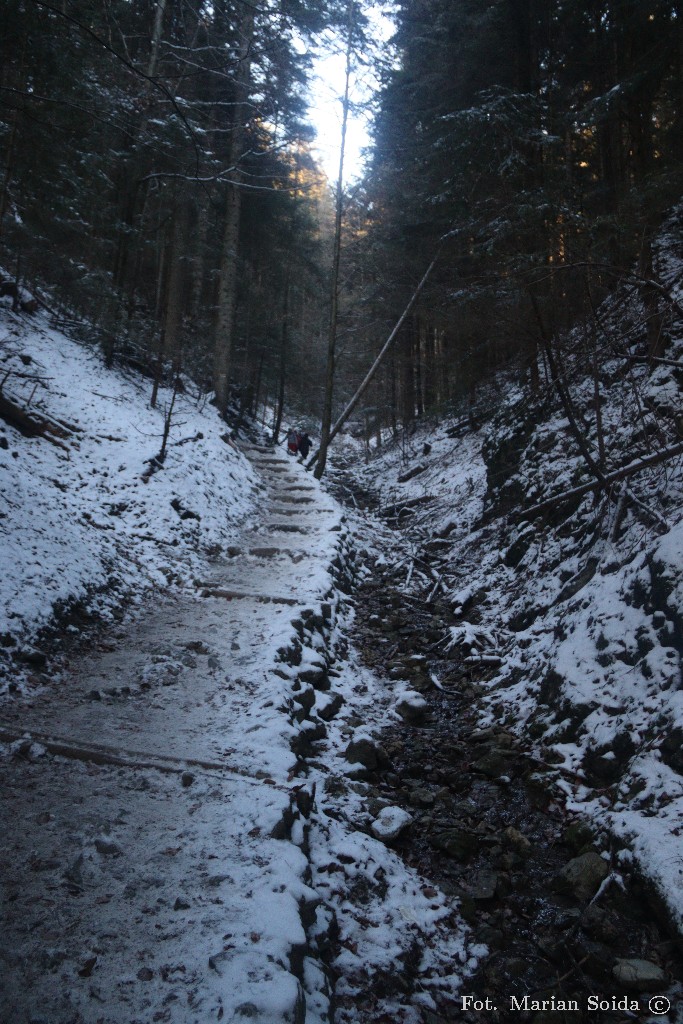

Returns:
5,198,683,1017
0,315,258,669
342,206,683,946
0,307,482,1022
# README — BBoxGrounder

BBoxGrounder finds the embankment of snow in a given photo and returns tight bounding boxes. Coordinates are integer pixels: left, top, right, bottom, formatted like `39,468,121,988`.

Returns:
0,311,258,689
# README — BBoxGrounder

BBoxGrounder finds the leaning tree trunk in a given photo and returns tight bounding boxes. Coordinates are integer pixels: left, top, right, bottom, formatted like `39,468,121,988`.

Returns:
307,245,442,469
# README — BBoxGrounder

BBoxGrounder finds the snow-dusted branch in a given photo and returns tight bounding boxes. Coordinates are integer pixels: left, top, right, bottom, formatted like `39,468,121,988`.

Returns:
520,440,683,521
30,0,203,163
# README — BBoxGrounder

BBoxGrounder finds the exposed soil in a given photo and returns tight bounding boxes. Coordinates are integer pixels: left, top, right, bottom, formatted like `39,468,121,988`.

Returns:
331,486,683,1022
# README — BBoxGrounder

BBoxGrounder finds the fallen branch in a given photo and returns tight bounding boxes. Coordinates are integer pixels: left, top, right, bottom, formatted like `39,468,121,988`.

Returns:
427,574,443,602
616,352,683,370
0,392,71,450
520,440,683,520
397,464,426,483
382,494,435,518
174,430,204,447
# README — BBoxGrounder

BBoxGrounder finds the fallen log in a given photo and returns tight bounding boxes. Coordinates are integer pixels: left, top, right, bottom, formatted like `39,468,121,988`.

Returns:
519,440,683,520
382,494,435,518
397,463,426,483
0,393,71,449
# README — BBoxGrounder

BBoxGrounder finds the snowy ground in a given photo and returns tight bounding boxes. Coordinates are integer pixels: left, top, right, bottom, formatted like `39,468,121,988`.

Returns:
0,310,481,1022
348,365,683,946
0,307,259,680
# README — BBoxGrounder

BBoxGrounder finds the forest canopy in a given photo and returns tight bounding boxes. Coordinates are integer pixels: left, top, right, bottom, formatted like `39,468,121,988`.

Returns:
1,1,681,439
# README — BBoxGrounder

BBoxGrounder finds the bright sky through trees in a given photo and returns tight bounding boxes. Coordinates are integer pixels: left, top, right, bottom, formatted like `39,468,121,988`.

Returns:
308,47,371,183
306,6,394,184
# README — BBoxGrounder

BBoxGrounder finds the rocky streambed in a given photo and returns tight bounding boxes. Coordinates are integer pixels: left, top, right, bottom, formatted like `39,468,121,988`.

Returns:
339,561,683,1022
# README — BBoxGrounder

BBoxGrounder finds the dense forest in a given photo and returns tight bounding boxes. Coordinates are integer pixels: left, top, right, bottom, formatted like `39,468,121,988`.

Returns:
3,5,683,1019
0,0,338,425
1,0,682,450
348,0,682,439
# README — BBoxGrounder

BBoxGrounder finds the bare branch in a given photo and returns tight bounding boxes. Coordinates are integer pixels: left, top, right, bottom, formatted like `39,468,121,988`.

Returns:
29,0,203,167
520,441,683,521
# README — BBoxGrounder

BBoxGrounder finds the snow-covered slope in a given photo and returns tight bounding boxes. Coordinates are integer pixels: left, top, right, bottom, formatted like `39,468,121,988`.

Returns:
345,208,683,936
0,308,258,690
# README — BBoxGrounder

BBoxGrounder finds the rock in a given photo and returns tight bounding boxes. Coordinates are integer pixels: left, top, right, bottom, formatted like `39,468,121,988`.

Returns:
554,556,600,604
63,854,84,889
291,722,326,756
181,772,195,788
612,958,668,991
504,527,536,569
173,897,191,911
501,826,531,857
472,747,515,779
235,1003,259,1017
317,691,344,721
293,787,315,818
77,956,97,978
580,903,622,944
554,851,609,901
10,739,46,762
344,736,383,770
17,648,47,668
408,787,435,808
137,966,154,981
475,925,505,950
371,806,413,842
467,869,499,901
292,686,316,714
563,820,595,853
299,667,328,687
444,742,468,764
184,640,210,655
95,838,123,857
367,797,392,817
429,827,479,861
395,693,429,724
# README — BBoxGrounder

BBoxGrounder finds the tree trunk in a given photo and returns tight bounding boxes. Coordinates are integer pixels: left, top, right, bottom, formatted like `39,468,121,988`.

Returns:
0,33,26,239
306,245,442,468
272,276,290,444
148,0,167,77
313,1,353,481
213,8,255,416
163,199,190,376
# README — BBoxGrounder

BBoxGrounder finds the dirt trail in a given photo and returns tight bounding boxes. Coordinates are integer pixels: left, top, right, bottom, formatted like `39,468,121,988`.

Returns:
0,443,340,1024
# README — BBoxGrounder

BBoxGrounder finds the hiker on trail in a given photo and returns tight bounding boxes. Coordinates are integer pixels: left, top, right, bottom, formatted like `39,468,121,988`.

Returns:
287,428,299,455
298,432,312,459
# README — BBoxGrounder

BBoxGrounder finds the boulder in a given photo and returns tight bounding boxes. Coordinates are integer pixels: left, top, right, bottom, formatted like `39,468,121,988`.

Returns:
612,958,668,992
429,827,479,861
554,851,609,901
395,693,429,725
344,736,385,770
371,806,413,843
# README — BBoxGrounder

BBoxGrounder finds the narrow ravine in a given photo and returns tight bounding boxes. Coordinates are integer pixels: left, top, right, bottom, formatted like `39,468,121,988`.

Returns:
324,472,683,1023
